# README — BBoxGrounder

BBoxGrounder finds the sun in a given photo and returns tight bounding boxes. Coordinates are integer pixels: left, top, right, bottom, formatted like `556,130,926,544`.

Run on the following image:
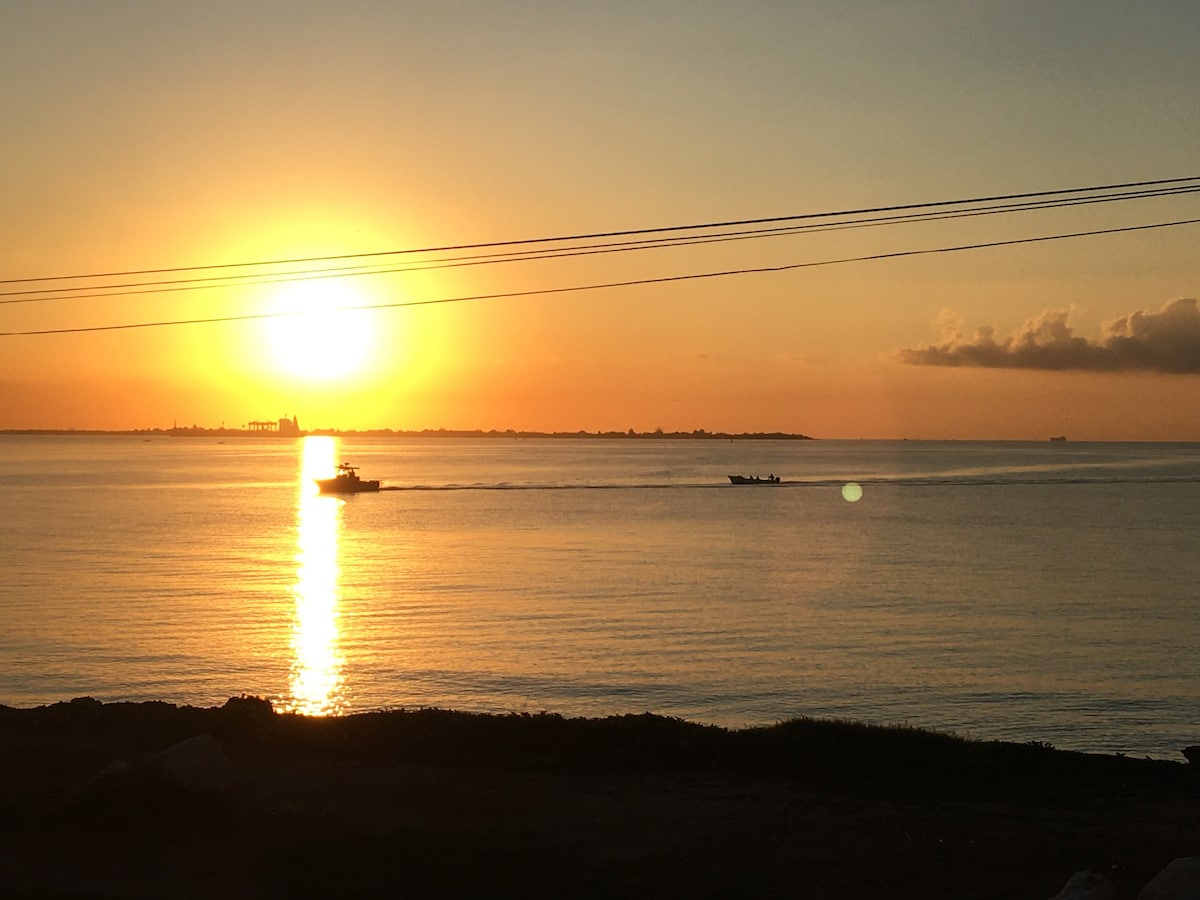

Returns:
265,280,376,381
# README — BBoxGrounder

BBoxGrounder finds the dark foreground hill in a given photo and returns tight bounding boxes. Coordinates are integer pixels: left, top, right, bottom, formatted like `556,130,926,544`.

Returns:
1,697,1197,899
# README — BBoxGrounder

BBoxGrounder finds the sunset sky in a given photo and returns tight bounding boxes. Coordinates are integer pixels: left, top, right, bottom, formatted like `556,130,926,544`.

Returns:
2,1,1198,439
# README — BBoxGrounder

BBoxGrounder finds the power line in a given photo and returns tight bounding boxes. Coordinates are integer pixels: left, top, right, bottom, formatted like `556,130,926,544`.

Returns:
3,175,1198,289
4,182,1198,307
5,216,1196,338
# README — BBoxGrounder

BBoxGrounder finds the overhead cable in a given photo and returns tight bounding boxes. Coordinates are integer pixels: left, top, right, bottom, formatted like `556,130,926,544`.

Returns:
4,215,1197,337
3,182,1198,307
3,174,1198,289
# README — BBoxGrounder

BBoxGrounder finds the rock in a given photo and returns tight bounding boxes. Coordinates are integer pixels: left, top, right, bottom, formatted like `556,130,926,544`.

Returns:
157,733,234,793
78,734,233,817
1049,869,1117,900
1138,857,1200,900
1181,746,1200,765
85,756,139,798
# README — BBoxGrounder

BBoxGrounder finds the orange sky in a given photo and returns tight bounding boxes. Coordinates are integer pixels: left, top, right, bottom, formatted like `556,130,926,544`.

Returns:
2,3,1198,439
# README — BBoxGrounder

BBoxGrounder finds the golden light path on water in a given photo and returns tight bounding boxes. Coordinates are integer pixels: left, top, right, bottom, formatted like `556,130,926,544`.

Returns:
287,435,345,715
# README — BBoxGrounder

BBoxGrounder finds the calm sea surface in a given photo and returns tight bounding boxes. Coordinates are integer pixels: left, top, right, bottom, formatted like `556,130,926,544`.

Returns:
1,434,1197,758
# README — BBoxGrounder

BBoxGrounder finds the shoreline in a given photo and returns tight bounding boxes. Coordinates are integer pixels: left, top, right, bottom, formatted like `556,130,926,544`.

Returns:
3,698,1197,898
6,430,1200,445
0,428,817,440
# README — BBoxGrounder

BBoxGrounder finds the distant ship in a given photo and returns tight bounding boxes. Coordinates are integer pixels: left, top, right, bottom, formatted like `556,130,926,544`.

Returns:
1049,436,1067,442
728,474,781,485
315,463,381,493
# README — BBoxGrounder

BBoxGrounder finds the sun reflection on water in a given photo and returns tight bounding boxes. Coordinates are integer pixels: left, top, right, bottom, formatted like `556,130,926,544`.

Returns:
287,435,345,715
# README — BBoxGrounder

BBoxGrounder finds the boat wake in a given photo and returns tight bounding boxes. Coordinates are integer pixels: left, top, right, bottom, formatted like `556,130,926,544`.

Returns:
376,474,1200,492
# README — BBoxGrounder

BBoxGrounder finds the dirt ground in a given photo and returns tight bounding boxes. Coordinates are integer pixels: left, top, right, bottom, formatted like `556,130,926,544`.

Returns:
1,700,1196,899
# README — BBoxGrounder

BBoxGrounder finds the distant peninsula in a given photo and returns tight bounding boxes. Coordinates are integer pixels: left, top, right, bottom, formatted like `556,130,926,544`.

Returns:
2,426,816,440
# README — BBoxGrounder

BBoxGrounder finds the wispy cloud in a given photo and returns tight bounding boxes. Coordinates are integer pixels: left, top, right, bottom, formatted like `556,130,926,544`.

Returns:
898,298,1200,373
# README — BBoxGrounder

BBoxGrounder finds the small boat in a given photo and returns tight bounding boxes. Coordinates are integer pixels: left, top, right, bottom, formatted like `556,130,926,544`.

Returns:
316,463,381,494
728,474,781,485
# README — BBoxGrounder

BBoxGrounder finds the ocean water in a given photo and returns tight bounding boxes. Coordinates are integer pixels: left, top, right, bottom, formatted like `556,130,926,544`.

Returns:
1,434,1197,759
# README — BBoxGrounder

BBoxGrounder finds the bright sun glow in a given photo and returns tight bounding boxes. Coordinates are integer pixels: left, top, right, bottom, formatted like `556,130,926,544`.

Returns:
266,281,376,381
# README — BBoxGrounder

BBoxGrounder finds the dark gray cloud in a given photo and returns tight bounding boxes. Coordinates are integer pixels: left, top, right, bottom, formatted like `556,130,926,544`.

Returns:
898,298,1200,373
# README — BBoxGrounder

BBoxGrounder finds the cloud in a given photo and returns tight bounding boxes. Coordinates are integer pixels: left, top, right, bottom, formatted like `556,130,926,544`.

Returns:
898,298,1200,373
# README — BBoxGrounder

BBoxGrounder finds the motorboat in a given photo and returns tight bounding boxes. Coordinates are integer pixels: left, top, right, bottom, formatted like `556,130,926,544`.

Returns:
316,463,381,493
728,474,781,485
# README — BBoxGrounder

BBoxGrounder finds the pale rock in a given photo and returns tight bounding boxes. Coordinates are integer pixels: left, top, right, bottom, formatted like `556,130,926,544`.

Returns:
1138,857,1200,900
157,732,234,792
1049,869,1117,900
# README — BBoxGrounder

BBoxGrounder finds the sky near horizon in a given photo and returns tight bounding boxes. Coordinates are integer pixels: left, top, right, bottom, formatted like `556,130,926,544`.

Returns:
2,1,1198,439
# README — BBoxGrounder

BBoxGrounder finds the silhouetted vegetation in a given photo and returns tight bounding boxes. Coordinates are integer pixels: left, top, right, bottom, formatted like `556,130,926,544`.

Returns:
2,698,1197,899
2,697,1191,796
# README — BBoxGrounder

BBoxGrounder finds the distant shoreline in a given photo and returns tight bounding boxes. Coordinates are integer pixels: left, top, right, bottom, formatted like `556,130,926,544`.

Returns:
7,430,1199,443
0,427,817,440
